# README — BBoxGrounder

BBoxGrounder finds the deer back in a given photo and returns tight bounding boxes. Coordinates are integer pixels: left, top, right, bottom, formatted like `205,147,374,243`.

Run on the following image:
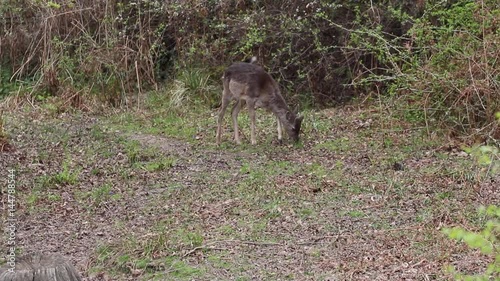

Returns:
223,63,279,105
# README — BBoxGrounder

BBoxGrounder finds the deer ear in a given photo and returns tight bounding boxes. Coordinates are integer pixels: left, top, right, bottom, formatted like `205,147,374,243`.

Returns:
295,115,303,131
296,115,304,126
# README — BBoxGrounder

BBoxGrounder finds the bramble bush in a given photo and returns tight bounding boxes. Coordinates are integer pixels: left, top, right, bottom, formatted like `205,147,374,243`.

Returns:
345,0,499,136
0,0,169,106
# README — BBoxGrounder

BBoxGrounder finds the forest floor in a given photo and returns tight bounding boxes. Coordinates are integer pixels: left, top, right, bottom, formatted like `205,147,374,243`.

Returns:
0,100,498,280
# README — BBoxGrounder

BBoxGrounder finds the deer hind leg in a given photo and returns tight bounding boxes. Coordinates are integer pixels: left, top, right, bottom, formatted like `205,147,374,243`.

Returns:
231,99,243,144
277,117,283,144
246,99,257,145
216,91,231,145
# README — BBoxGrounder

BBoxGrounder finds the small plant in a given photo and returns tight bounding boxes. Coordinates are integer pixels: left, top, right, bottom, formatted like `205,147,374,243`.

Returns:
53,160,80,185
167,80,189,110
443,205,499,280
91,184,112,206
443,113,499,280
463,145,499,178
0,111,9,151
0,67,19,99
142,156,176,172
177,68,217,106
123,140,142,164
0,111,15,152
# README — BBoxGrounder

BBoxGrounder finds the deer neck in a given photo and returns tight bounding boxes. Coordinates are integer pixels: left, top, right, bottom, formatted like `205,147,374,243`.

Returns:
270,94,296,133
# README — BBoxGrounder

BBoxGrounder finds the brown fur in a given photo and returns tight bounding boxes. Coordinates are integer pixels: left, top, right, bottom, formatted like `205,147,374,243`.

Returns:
216,60,303,145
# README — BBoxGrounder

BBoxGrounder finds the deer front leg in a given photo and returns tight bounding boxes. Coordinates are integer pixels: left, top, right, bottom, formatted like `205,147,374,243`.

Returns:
216,95,231,145
231,99,242,144
277,117,283,144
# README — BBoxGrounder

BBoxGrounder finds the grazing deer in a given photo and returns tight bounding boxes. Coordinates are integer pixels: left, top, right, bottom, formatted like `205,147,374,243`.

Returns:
216,57,303,145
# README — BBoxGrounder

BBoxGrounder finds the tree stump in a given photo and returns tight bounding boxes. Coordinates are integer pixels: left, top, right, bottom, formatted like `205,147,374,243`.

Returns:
0,252,82,281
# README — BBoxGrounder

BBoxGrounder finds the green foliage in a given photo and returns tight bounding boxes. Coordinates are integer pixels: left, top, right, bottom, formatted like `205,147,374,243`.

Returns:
443,114,499,280
464,145,499,175
431,1,481,35
52,160,80,185
91,184,112,206
463,113,500,177
1,0,498,137
141,156,176,172
443,205,499,280
1,0,169,105
0,68,16,98
177,68,217,107
346,0,499,134
46,1,61,9
0,111,6,139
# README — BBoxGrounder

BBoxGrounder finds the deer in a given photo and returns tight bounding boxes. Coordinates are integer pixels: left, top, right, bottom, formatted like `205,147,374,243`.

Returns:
216,57,303,145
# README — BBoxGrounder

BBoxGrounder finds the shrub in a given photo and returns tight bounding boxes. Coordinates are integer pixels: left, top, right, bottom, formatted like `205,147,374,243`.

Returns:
1,0,498,137
348,0,499,135
443,205,499,280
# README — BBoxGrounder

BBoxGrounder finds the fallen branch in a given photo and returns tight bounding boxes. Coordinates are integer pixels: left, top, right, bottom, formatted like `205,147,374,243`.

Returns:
183,239,283,257
183,235,345,257
297,233,345,245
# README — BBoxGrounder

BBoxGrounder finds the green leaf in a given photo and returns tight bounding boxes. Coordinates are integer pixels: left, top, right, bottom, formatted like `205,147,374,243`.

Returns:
47,1,61,9
443,227,493,254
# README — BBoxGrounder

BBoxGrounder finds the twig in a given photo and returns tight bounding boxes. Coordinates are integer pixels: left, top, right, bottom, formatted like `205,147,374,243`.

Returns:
184,235,346,257
45,8,94,19
373,225,422,233
135,60,141,110
239,240,282,246
412,259,427,268
183,239,283,257
297,233,344,245
183,245,228,257
361,203,386,210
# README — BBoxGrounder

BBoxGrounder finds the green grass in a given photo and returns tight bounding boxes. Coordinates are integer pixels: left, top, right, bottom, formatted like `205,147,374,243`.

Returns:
314,137,351,152
52,162,80,185
141,156,176,172
27,158,80,210
346,210,365,218
161,257,204,279
26,191,40,208
91,184,113,204
152,114,198,139
33,158,80,187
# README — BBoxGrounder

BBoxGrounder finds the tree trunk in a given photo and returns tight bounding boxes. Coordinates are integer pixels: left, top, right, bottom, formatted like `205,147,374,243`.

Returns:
0,252,82,281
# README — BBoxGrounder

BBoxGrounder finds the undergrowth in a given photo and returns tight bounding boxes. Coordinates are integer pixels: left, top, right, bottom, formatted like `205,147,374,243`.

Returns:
1,0,498,138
